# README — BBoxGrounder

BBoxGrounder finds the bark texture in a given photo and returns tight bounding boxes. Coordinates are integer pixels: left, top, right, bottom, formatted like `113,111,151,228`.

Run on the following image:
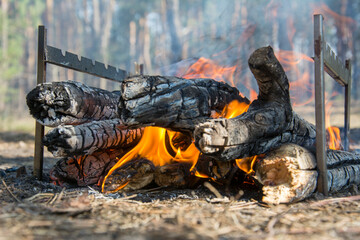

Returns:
327,150,360,192
43,119,143,157
194,46,316,160
120,75,249,132
26,81,121,127
102,158,155,193
49,148,124,187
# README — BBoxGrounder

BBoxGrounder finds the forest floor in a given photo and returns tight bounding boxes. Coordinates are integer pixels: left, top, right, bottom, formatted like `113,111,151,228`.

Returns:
0,130,360,240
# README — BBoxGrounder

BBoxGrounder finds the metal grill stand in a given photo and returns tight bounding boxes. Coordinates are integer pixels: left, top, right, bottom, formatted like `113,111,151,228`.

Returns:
314,14,352,195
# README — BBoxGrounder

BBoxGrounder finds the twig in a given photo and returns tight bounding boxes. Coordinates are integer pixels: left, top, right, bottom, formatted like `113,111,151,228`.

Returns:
25,193,55,203
1,177,21,203
48,188,65,206
310,195,360,207
204,182,223,199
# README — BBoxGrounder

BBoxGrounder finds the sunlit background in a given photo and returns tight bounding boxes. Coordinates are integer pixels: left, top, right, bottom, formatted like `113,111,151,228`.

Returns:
0,0,359,133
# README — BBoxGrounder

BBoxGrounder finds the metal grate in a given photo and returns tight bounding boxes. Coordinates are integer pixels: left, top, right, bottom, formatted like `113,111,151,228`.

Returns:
313,14,352,195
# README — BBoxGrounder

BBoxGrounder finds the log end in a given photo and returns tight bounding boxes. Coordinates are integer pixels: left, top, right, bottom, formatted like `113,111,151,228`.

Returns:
254,144,318,204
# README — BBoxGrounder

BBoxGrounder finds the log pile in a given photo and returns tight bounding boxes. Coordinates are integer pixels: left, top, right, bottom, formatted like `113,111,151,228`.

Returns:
27,46,360,203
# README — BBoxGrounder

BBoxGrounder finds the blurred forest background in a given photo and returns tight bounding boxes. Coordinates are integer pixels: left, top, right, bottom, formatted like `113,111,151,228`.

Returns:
0,0,359,132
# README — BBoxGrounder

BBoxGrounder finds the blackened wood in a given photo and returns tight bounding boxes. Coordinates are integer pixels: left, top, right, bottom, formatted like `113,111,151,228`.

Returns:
120,75,249,132
26,81,121,127
49,148,124,187
43,119,143,157
326,150,360,192
154,163,199,188
102,158,155,193
194,46,316,160
194,155,232,181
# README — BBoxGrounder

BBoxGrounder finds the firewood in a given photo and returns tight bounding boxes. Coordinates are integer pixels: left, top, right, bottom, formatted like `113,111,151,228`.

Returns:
154,163,200,188
50,148,124,187
120,75,249,132
194,155,232,181
26,81,121,127
102,158,155,193
194,46,316,160
254,143,318,204
254,144,360,204
326,150,360,192
43,119,143,157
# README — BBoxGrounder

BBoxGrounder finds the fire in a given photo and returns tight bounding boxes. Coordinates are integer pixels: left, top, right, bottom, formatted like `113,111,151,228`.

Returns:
274,50,314,107
181,57,237,87
102,57,252,193
325,94,342,150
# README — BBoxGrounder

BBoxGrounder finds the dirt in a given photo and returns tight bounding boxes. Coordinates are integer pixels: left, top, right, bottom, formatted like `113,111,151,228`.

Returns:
1,131,360,240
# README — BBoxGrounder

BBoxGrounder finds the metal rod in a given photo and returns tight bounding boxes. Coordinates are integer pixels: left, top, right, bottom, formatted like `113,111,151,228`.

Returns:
314,14,328,195
344,60,351,151
34,25,47,180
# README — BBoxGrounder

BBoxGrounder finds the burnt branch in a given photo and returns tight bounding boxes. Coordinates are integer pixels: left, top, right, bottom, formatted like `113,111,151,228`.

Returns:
26,81,121,127
194,46,316,160
43,119,143,157
120,75,249,132
50,148,124,187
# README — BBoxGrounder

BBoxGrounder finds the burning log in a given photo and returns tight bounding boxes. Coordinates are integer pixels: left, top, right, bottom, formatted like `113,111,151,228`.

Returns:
154,163,199,188
120,75,249,132
194,46,316,160
26,81,121,127
43,119,143,157
102,158,155,193
50,148,124,187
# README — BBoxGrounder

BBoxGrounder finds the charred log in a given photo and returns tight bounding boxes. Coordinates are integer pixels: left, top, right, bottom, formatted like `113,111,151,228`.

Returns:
194,46,316,160
154,163,199,188
50,148,124,187
102,158,155,193
26,81,121,127
326,150,360,192
43,119,143,157
120,75,249,132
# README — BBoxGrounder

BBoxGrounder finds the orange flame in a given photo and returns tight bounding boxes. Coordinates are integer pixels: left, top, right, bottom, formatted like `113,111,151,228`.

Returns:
181,57,237,86
325,94,342,150
235,155,258,174
274,50,314,107
101,57,254,193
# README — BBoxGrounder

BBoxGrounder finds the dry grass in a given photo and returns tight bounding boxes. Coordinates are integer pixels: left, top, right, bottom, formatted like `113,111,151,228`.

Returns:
0,131,360,239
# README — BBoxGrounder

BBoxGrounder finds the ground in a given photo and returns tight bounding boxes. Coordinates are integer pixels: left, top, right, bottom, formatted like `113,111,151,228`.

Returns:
1,131,360,240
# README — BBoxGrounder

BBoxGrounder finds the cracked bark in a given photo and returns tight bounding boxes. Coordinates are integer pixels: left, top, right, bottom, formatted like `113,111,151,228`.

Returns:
194,46,316,160
26,81,121,127
43,119,143,157
120,75,249,132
